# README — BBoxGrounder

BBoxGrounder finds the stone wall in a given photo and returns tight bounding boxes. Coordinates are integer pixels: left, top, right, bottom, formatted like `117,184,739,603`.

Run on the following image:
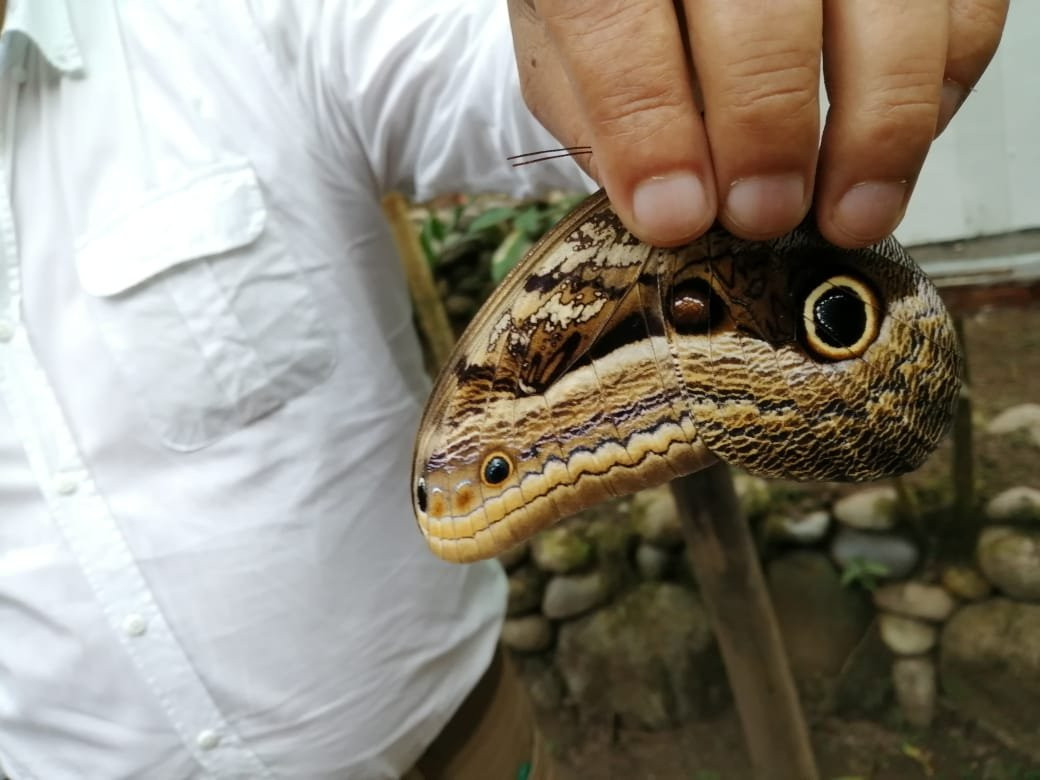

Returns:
498,404,1040,757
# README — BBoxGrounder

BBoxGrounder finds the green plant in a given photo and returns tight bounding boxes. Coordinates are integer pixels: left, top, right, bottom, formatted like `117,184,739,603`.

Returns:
839,557,890,591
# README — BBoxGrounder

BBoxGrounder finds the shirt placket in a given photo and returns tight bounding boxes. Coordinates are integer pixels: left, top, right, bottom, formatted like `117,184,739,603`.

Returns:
0,45,271,780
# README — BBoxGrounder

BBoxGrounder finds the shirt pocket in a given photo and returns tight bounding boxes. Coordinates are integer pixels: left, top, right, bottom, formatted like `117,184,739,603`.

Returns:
75,163,337,451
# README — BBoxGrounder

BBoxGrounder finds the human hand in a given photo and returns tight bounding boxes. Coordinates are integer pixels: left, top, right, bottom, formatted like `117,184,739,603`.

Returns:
508,0,1008,248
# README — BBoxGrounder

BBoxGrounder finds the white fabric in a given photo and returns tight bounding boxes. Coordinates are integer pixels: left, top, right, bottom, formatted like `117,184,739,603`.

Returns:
0,1,587,778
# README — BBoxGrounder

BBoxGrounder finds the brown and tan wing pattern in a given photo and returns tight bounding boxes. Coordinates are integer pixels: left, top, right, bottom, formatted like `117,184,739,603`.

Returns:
412,191,961,562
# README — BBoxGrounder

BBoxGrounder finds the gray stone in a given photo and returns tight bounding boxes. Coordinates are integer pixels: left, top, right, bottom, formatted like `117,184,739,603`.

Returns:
879,613,937,655
635,542,672,581
542,571,611,619
556,583,722,729
832,486,899,531
830,528,919,580
507,566,545,617
984,486,1040,524
530,527,593,574
985,403,1040,435
892,656,936,728
941,565,992,601
631,486,683,547
941,599,1040,760
501,615,553,653
767,552,872,678
497,541,529,571
978,525,1040,601
873,582,957,622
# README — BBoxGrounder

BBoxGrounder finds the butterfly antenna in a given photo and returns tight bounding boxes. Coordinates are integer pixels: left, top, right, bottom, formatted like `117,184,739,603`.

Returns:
507,146,592,168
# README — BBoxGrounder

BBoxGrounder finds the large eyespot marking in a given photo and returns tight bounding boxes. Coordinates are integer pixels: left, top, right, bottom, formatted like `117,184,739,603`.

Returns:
415,477,428,513
800,273,881,361
481,452,513,486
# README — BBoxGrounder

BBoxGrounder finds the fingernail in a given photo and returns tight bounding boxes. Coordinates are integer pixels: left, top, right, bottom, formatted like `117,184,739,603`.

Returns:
725,174,807,237
632,172,710,244
834,181,908,241
936,79,969,137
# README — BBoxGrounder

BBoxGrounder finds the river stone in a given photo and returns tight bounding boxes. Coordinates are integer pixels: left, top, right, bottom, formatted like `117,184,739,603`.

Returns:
501,615,553,653
892,656,936,728
507,565,546,617
531,527,593,574
941,565,992,601
985,403,1040,435
978,526,1040,600
941,598,1040,760
556,582,721,729
879,613,937,655
984,486,1040,524
497,540,529,571
767,551,871,678
635,542,672,581
631,486,683,547
830,528,919,580
873,582,957,622
542,571,611,619
832,486,899,531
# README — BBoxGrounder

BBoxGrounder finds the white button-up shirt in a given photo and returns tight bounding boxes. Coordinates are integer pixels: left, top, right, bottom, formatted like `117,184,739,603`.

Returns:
0,1,584,777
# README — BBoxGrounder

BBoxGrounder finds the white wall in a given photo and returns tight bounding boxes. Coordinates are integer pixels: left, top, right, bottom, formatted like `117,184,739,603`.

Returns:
896,1,1040,245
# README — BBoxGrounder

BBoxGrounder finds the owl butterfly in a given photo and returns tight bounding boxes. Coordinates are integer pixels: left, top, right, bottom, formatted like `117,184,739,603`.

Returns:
412,191,961,563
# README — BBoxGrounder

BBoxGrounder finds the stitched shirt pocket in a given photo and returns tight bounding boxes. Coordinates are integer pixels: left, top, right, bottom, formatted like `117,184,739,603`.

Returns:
75,163,336,451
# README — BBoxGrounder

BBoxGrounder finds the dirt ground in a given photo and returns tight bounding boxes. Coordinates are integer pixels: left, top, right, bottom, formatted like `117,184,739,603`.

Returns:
540,305,1040,780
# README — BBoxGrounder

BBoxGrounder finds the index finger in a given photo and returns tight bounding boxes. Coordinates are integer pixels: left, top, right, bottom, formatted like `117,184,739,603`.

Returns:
535,0,716,246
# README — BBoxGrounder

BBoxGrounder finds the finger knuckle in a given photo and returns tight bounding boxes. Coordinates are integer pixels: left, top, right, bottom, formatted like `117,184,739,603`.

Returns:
590,76,689,145
861,71,941,133
721,46,819,126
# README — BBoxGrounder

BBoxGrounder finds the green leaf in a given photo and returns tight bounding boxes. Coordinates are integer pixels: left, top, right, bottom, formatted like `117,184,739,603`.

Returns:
514,204,547,237
466,206,519,235
490,229,533,284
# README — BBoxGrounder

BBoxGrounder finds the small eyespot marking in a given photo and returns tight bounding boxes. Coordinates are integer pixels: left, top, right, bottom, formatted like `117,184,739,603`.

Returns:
416,477,428,513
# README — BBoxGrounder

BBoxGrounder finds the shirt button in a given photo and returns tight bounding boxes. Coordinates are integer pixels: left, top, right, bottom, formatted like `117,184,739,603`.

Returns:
0,320,14,342
196,730,221,750
52,474,79,495
122,613,148,637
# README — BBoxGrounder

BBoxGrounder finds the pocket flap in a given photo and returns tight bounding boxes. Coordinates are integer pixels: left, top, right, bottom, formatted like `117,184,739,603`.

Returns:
76,164,266,296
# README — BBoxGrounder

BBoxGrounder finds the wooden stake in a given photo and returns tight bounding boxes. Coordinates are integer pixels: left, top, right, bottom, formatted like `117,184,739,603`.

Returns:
671,463,819,780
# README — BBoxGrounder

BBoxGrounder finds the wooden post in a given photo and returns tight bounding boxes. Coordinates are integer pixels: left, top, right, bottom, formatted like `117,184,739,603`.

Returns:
671,463,819,780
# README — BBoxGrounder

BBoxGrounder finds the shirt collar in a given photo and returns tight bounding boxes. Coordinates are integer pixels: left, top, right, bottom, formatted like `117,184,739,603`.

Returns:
1,0,83,75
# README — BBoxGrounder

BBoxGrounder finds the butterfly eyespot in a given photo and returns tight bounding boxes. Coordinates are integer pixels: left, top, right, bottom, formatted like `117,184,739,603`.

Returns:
800,273,882,361
481,453,513,486
415,477,428,513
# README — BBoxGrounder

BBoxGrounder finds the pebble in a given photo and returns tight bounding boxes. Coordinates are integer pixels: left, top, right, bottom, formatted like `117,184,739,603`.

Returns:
632,486,684,548
531,527,593,574
507,566,545,616
977,526,1040,601
501,615,554,653
892,656,936,728
830,528,919,580
941,565,992,601
984,486,1040,524
767,509,832,545
879,613,937,655
635,542,672,581
873,582,957,622
832,486,899,531
497,541,529,571
542,571,611,619
985,403,1040,435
